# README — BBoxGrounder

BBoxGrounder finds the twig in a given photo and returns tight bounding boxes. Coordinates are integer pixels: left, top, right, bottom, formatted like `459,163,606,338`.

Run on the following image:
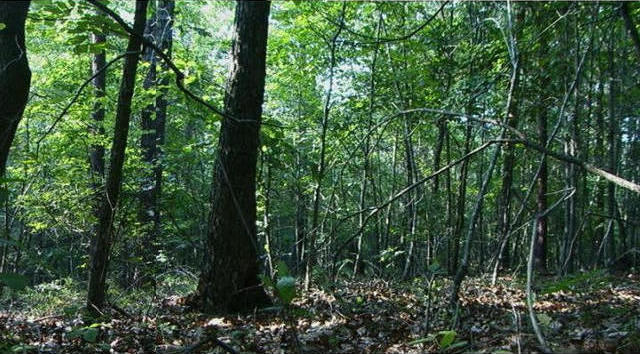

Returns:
526,188,575,354
33,314,64,322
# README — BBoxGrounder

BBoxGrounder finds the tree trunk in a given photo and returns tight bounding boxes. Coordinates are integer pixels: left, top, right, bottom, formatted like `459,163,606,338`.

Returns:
304,3,344,291
89,28,106,185
605,27,618,266
621,3,640,63
87,0,148,312
0,1,31,178
534,11,550,274
196,0,271,314
354,20,380,276
134,0,174,287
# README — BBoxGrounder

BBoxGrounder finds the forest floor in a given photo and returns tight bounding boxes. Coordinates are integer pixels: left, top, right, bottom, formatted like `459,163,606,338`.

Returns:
1,271,639,353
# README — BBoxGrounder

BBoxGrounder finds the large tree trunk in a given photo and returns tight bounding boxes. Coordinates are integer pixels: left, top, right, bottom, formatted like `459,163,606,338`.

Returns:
87,0,148,312
196,0,271,314
0,1,31,178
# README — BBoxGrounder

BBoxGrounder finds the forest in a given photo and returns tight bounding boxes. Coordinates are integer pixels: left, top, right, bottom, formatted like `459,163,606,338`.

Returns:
1,0,639,353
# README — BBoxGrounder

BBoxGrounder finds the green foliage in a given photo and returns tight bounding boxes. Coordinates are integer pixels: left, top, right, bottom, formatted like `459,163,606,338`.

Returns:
9,278,83,317
541,270,613,294
276,276,296,305
408,330,467,351
67,324,101,343
260,261,298,306
0,273,29,291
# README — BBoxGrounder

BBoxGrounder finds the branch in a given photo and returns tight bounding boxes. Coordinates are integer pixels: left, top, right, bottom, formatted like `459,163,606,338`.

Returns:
86,0,233,122
34,51,133,158
513,138,640,195
526,188,575,354
327,1,449,46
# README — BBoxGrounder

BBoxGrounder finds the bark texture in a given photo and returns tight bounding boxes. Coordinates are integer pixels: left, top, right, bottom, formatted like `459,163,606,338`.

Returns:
0,1,31,178
197,0,271,314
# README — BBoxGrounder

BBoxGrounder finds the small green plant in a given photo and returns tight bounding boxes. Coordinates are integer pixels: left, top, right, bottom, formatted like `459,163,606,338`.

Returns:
67,323,102,343
259,261,301,351
259,261,297,306
6,277,83,317
541,269,612,294
408,330,467,352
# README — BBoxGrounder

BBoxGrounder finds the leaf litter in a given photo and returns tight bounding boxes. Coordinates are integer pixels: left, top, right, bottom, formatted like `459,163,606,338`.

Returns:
1,273,639,353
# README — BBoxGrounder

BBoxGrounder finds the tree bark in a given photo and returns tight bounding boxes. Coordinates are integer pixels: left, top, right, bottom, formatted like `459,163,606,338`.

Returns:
0,1,31,178
87,0,148,312
620,3,640,63
196,0,271,314
534,9,550,273
89,27,106,185
135,0,173,287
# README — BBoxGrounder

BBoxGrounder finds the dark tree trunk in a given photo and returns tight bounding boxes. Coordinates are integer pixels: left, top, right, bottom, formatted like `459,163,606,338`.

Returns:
138,4,158,264
87,0,148,312
0,1,31,178
153,0,173,234
534,107,549,273
197,0,271,314
621,2,640,63
135,0,173,287
496,7,523,275
89,29,106,184
534,12,550,274
606,28,618,266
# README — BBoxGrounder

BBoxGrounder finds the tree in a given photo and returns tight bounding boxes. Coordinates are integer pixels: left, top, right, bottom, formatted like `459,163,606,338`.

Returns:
87,0,149,312
0,1,31,178
89,8,106,227
136,0,175,287
533,6,551,274
196,0,271,313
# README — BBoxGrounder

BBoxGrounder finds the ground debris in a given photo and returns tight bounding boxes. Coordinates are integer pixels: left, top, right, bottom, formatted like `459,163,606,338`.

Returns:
1,274,639,353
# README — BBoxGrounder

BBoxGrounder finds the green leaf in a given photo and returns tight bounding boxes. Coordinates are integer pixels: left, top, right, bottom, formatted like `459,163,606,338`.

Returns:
438,330,457,349
0,23,5,31
276,260,290,278
407,335,435,346
0,272,29,291
258,274,274,289
82,327,99,342
447,340,468,351
537,313,552,326
275,276,296,304
68,326,99,343
63,305,79,316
